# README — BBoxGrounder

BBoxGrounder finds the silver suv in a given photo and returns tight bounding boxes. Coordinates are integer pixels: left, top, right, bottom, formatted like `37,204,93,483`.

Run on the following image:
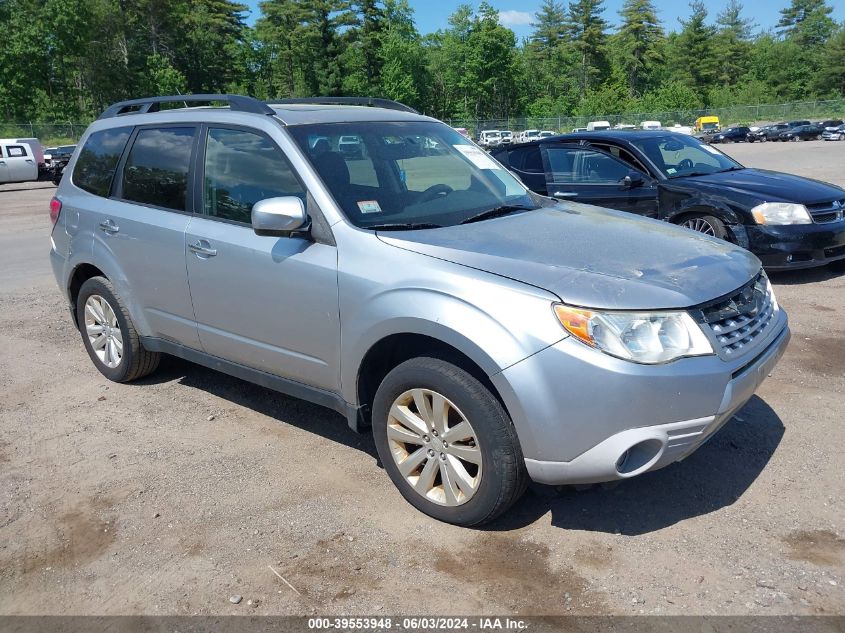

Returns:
49,94,791,526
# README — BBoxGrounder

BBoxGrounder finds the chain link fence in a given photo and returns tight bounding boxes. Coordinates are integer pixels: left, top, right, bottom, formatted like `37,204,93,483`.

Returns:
3,98,844,144
0,122,87,145
446,99,845,138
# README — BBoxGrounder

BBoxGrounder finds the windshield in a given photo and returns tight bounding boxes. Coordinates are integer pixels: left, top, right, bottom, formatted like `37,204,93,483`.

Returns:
288,121,535,229
628,134,743,179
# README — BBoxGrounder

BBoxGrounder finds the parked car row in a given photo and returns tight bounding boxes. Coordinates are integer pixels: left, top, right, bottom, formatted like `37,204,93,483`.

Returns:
51,94,800,527
708,119,844,144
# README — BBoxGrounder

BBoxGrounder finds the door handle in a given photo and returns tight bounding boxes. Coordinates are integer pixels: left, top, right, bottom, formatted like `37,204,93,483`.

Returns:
25,159,34,163
553,191,578,198
98,219,119,234
189,241,217,257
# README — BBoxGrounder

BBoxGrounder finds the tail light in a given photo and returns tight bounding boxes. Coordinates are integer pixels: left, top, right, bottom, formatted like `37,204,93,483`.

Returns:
49,197,62,225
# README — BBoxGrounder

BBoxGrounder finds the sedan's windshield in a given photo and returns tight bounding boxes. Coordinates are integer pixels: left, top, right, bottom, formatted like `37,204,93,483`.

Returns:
288,121,535,229
628,134,743,179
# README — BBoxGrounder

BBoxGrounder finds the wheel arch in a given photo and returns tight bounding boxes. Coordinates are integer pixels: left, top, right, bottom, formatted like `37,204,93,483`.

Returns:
68,263,108,327
354,332,511,431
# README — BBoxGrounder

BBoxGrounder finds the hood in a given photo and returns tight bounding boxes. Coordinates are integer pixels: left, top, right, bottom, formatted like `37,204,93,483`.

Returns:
377,205,760,310
675,168,845,206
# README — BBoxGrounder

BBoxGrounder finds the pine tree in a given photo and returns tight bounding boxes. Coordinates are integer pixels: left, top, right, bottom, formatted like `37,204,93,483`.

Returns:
616,0,664,97
675,1,717,100
778,0,836,48
713,0,754,87
566,0,609,93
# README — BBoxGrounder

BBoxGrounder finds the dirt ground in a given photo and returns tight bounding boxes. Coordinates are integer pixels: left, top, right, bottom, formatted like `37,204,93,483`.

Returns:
0,140,843,617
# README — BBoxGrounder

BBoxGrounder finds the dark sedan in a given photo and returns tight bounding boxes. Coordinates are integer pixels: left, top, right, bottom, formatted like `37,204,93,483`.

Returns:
492,131,845,270
778,125,823,141
749,124,789,142
710,126,751,144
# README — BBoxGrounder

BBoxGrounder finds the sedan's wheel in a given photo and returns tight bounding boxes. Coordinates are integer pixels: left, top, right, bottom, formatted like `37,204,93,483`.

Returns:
76,276,160,382
679,214,729,240
791,136,799,142
816,134,822,140
372,356,527,526
386,388,482,506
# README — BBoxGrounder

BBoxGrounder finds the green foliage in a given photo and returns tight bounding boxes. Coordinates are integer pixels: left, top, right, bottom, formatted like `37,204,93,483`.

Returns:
0,0,843,124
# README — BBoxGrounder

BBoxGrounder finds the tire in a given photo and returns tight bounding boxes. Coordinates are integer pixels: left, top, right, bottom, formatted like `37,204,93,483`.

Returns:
679,213,729,240
76,276,160,382
372,356,527,526
791,136,798,142
816,135,822,141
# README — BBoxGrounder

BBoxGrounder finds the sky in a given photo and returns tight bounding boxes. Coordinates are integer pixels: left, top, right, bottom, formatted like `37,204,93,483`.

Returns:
242,0,845,35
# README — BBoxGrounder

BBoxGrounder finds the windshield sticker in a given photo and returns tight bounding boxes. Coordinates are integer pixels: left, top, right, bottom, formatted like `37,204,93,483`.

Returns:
453,144,501,170
702,145,722,155
666,167,677,174
357,200,382,215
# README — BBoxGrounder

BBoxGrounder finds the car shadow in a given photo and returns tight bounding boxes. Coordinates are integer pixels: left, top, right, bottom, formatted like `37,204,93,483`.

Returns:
484,395,784,535
136,355,379,459
138,359,783,536
769,262,845,285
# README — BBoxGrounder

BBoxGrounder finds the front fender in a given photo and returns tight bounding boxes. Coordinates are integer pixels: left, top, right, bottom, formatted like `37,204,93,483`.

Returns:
335,229,567,407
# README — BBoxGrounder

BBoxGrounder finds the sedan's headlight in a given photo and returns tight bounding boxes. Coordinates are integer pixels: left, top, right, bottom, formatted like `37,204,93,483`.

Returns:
751,202,812,225
554,305,714,364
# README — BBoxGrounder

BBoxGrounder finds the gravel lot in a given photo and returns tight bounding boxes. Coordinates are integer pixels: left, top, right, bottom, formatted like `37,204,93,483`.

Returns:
0,141,843,617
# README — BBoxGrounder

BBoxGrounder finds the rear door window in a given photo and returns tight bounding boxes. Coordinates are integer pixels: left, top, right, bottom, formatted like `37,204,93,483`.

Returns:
7,146,26,157
73,127,133,197
544,147,631,184
120,127,195,211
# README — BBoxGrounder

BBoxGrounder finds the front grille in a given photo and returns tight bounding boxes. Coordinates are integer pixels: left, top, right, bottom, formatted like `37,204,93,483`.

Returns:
807,199,845,224
695,273,776,359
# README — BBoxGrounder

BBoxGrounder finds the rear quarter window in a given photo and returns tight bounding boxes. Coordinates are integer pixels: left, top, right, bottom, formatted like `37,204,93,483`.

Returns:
73,127,133,197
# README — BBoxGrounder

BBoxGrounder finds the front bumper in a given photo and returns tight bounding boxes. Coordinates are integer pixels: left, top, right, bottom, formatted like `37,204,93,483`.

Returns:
491,311,790,486
747,221,845,269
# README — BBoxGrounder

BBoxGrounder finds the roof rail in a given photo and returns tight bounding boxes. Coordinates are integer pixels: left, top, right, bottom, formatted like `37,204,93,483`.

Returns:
270,97,419,114
98,94,276,119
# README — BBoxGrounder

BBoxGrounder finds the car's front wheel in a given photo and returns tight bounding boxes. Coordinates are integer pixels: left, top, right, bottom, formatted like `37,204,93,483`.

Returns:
679,214,729,240
76,276,160,382
372,356,527,526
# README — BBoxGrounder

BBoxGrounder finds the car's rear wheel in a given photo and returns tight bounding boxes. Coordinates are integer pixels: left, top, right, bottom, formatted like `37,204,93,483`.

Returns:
816,134,822,140
76,276,160,382
679,214,729,240
791,136,799,142
372,356,527,526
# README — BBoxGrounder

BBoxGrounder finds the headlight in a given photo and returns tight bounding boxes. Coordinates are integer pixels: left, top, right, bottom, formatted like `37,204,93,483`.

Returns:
750,202,811,225
553,305,714,364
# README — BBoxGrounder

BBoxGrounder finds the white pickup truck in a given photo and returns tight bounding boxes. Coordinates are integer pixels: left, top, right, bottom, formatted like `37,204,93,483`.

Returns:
0,139,41,183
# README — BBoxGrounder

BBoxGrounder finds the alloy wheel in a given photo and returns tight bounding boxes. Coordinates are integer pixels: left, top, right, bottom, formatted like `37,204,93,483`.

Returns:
386,388,482,506
84,294,123,368
681,217,717,236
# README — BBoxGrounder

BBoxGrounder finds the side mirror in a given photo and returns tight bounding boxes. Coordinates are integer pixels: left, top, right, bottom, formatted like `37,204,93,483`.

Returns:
622,171,645,189
251,196,308,237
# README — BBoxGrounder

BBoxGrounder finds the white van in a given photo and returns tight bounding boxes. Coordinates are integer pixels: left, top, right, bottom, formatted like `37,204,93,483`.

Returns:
586,121,611,131
640,121,661,130
0,139,40,183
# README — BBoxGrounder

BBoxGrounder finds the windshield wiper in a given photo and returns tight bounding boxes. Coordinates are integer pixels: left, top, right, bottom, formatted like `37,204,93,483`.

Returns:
459,204,536,225
366,222,443,231
719,166,745,172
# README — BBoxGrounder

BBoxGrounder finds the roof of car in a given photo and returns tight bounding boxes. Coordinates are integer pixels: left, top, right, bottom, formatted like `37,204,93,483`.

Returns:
500,129,686,148
268,103,435,126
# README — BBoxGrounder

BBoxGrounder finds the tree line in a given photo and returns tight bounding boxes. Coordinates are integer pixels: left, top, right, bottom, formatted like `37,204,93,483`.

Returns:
0,0,843,123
